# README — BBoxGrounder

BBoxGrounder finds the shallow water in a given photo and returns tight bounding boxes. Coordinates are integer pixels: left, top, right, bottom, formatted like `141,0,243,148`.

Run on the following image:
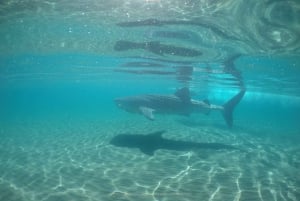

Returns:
1,0,300,201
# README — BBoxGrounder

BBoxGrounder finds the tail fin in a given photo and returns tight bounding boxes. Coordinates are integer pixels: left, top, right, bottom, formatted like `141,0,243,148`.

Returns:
222,90,245,128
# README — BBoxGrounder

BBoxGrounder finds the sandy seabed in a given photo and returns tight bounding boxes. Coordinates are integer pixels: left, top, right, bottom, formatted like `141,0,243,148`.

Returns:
0,116,299,201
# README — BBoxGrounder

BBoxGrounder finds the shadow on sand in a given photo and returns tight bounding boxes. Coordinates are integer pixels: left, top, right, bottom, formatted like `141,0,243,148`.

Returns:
110,130,239,156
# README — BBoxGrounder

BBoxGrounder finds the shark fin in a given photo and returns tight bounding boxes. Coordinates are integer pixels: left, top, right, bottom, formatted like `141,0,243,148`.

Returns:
140,130,166,155
175,87,191,102
139,107,155,120
222,90,245,128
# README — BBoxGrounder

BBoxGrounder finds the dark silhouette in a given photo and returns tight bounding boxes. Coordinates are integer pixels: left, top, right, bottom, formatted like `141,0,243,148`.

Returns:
117,18,164,27
121,61,166,68
110,130,238,156
117,18,239,41
114,69,174,75
152,30,198,42
222,54,245,90
114,40,202,57
130,56,194,65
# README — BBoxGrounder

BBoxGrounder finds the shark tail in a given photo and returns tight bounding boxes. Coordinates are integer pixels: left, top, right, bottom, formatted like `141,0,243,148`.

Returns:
222,90,245,128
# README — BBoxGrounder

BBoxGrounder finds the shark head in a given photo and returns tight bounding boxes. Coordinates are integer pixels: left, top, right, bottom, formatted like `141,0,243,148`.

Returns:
114,98,125,109
114,96,152,115
114,97,136,113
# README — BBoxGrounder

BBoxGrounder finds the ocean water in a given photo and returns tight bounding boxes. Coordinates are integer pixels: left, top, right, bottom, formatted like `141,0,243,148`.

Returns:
0,1,300,201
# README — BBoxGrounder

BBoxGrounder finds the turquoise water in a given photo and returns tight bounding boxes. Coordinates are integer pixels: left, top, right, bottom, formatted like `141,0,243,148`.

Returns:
1,1,300,201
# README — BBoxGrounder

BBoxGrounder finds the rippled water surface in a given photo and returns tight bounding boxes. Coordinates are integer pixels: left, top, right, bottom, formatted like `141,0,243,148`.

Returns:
1,0,300,58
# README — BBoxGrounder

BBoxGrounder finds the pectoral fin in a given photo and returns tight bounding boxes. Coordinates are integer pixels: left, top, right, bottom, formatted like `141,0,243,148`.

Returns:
139,107,155,120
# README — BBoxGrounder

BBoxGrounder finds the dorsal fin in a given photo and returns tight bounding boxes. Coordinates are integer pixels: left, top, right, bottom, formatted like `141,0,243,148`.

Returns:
175,87,191,102
142,131,166,155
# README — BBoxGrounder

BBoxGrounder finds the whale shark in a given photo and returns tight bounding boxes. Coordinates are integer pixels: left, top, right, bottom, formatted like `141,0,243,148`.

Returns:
115,88,245,127
110,130,238,155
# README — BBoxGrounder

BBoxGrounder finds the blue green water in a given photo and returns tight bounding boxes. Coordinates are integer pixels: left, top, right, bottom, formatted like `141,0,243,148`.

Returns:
1,1,300,201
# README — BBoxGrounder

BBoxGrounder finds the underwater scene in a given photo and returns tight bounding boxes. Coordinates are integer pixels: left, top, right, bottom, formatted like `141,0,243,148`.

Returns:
0,0,300,201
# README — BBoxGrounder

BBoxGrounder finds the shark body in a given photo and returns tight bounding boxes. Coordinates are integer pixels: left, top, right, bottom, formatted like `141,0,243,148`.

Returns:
115,88,245,127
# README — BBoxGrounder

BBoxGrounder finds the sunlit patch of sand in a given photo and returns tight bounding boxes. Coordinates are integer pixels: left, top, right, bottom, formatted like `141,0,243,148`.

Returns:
0,117,299,201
